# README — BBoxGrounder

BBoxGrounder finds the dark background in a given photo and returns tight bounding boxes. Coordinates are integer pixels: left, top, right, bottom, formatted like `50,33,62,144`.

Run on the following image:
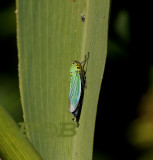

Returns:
0,0,152,159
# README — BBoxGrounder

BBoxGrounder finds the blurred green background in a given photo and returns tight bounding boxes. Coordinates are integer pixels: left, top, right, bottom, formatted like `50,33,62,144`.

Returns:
0,0,152,160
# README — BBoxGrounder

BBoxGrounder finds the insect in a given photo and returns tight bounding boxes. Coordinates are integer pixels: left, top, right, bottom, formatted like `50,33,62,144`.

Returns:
81,13,85,22
69,53,89,125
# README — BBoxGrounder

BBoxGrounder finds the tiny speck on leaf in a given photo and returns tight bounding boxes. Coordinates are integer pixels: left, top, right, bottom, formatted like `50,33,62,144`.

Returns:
81,14,85,22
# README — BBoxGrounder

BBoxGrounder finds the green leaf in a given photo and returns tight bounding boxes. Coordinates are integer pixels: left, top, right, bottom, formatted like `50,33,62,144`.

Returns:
16,0,110,159
0,105,42,160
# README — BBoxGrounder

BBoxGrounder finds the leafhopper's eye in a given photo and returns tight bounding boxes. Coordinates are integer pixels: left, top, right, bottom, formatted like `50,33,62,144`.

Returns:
77,66,80,69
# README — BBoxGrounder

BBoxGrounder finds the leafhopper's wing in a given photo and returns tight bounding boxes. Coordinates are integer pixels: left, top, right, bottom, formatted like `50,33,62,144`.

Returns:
69,72,81,112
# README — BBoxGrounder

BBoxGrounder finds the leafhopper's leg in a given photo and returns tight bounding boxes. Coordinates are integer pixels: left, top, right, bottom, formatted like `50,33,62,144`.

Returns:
72,115,79,127
72,115,77,122
82,52,89,69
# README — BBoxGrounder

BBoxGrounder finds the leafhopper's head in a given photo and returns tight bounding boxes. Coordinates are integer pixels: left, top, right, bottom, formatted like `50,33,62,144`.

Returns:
72,61,82,71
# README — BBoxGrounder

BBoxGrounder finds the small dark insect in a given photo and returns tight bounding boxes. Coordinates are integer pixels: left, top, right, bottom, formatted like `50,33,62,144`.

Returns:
81,14,85,22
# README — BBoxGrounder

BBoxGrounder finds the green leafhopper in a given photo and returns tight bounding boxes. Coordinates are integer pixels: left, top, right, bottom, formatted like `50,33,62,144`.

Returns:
69,53,89,125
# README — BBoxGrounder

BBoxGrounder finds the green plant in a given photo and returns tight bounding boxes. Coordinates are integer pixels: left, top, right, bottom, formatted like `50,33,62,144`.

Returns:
0,0,110,159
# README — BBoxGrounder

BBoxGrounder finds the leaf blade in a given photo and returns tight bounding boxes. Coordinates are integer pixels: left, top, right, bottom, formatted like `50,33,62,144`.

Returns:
16,0,110,159
0,105,42,160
